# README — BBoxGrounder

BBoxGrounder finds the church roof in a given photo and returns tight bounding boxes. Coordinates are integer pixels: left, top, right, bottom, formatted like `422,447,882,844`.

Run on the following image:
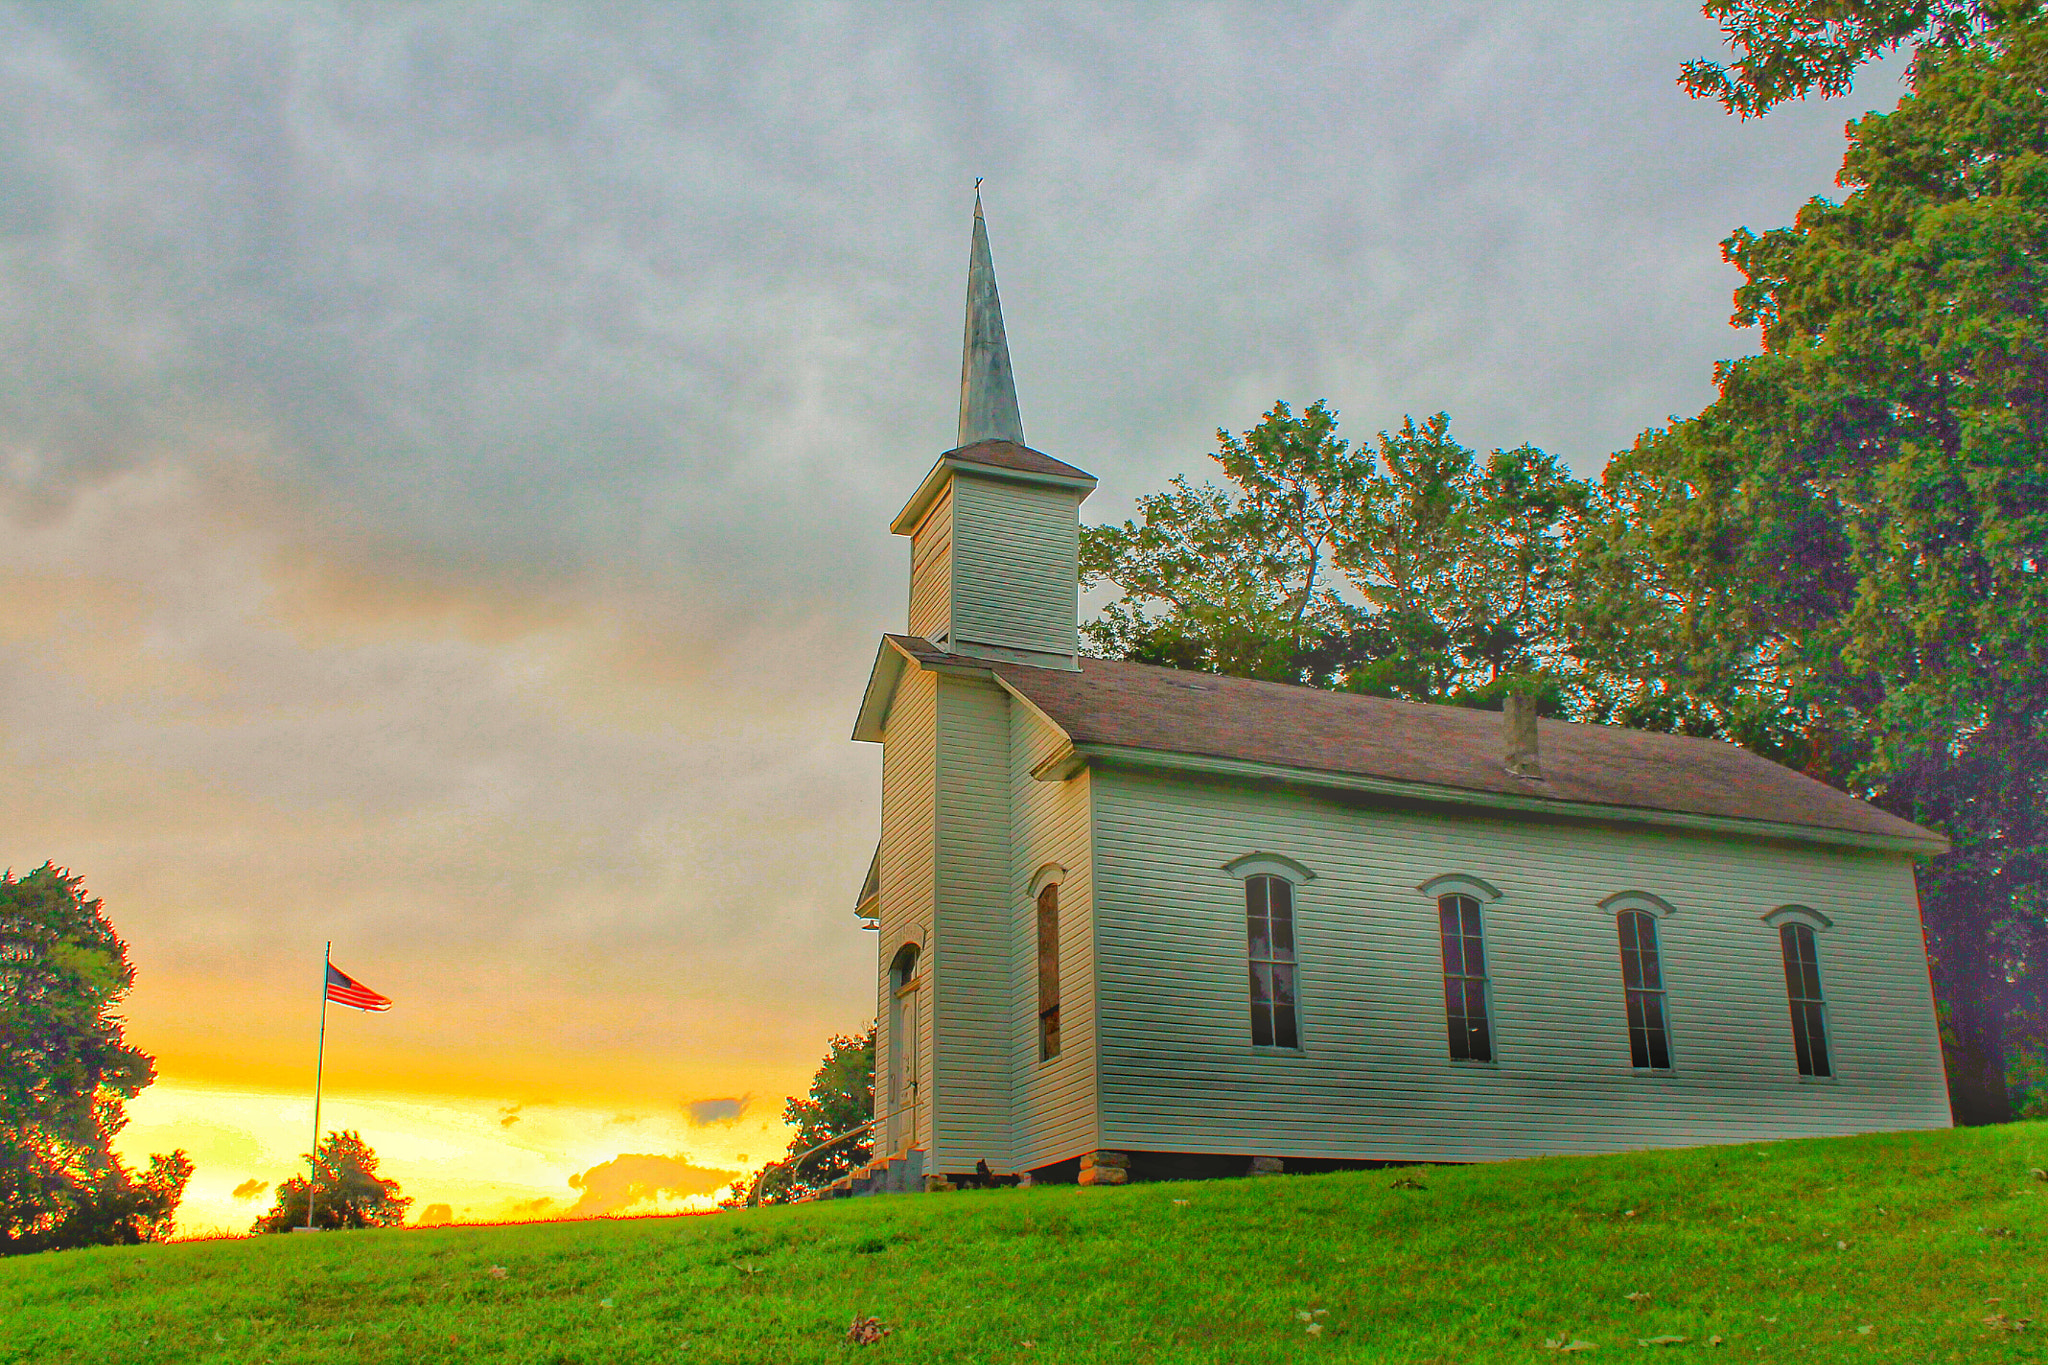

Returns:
946,438,1095,483
875,634,1946,854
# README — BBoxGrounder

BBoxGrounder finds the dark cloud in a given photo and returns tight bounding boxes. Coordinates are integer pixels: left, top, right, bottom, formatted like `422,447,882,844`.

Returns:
498,1104,522,1128
416,1202,453,1226
684,1095,749,1127
565,1153,739,1216
230,1178,268,1200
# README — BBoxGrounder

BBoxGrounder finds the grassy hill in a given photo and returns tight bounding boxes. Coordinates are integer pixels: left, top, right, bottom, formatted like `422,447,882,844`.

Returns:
4,1124,2045,1364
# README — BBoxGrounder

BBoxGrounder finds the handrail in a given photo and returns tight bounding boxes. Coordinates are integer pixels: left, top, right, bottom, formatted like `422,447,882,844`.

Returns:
745,1119,876,1208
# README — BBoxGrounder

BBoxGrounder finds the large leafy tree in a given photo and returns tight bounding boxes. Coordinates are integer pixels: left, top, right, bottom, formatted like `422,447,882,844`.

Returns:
1081,402,1588,708
1,864,192,1254
1681,0,2029,116
1589,11,2048,1119
252,1130,411,1233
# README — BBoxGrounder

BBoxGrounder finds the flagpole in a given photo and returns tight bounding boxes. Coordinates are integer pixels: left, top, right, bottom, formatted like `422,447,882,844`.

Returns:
306,940,331,1231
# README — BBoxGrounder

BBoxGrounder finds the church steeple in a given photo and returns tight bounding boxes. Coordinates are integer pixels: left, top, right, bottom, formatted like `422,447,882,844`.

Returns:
957,190,1026,448
887,191,1095,672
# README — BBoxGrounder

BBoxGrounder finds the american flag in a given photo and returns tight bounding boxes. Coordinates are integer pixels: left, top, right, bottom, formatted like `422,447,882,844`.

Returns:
325,963,392,1012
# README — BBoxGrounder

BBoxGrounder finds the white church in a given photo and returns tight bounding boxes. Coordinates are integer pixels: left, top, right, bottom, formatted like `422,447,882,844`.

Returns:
842,199,1951,1193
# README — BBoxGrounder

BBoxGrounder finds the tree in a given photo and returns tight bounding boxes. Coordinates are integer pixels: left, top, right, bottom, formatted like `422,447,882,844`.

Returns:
1081,401,1589,708
253,1130,411,1232
1680,0,2030,116
729,1025,874,1206
1,864,192,1255
1590,13,2048,1119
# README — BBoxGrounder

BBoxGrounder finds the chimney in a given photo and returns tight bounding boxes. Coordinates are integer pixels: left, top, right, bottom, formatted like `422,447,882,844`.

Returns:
1504,693,1541,779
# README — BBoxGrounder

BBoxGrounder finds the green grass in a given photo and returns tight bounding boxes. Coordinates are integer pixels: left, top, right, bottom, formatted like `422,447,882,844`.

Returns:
5,1124,2046,1363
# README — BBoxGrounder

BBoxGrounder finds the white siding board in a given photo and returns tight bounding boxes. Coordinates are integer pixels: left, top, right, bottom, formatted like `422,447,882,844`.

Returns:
875,667,936,1156
1091,767,1949,1162
929,676,1015,1173
1008,705,1099,1170
949,474,1080,661
907,487,952,644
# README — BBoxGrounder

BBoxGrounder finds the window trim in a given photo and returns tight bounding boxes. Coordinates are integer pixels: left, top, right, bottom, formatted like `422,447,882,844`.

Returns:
1223,851,1318,883
1228,858,1309,1054
1762,903,1833,931
1431,883,1501,1066
1773,912,1836,1080
1614,907,1677,1073
1035,880,1063,1063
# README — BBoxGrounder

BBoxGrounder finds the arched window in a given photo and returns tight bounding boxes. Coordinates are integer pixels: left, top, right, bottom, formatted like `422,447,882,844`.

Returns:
1779,920,1832,1077
1439,894,1493,1062
887,944,920,1111
1617,910,1673,1070
1242,874,1300,1048
1036,883,1061,1061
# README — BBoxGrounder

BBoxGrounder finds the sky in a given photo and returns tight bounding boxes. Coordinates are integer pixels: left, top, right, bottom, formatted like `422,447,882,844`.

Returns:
0,2,1910,1235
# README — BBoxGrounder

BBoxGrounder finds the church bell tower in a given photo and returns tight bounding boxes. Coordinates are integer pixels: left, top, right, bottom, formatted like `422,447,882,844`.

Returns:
890,194,1096,670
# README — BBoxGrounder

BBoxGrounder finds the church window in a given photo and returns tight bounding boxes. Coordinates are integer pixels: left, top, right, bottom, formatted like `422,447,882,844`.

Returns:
1246,874,1300,1049
1617,910,1673,1070
1439,894,1494,1062
1780,922,1832,1077
1037,883,1061,1061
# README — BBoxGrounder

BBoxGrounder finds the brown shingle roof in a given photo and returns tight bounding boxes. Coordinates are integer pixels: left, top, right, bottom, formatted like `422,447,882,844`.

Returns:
885,635,1942,851
946,439,1096,483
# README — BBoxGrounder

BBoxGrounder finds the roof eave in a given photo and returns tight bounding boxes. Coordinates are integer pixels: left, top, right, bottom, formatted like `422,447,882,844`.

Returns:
1059,742,1950,856
889,457,1098,536
854,636,1000,741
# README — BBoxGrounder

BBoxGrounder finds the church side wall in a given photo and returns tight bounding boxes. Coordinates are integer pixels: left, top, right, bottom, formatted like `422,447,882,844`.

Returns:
949,474,1079,663
930,675,1016,1174
876,666,937,1156
907,485,952,645
1091,766,1950,1162
1008,706,1099,1171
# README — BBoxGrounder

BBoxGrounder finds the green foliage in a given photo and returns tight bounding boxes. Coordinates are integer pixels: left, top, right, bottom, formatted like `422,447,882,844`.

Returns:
1588,15,2048,1120
0,865,191,1255
1,1125,2043,1362
1081,402,1588,707
1679,0,2025,116
734,1026,875,1206
252,1130,411,1233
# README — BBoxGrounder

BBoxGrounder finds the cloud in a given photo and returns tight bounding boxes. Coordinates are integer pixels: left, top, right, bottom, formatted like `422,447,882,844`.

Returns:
684,1096,750,1127
416,1203,454,1227
230,1178,268,1200
498,1105,522,1128
564,1153,739,1217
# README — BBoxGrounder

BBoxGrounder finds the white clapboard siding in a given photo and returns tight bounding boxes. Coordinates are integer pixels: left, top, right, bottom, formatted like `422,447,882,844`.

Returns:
875,665,937,1156
907,485,952,645
1008,704,1100,1171
948,473,1080,663
1091,766,1950,1162
929,675,1016,1173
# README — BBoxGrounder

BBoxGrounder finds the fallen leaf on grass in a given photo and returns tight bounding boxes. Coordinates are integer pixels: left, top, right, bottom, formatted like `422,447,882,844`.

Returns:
1306,1323,1324,1336
486,1266,508,1280
1638,1335,1686,1346
1624,1292,1653,1309
1836,1240,1848,1250
598,1298,614,1309
1389,1175,1427,1190
1706,1335,1724,1346
1760,1317,1777,1324
1983,1313,2031,1333
1171,1199,1189,1206
2029,1168,2045,1183
847,1316,892,1345
1543,1339,1597,1352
